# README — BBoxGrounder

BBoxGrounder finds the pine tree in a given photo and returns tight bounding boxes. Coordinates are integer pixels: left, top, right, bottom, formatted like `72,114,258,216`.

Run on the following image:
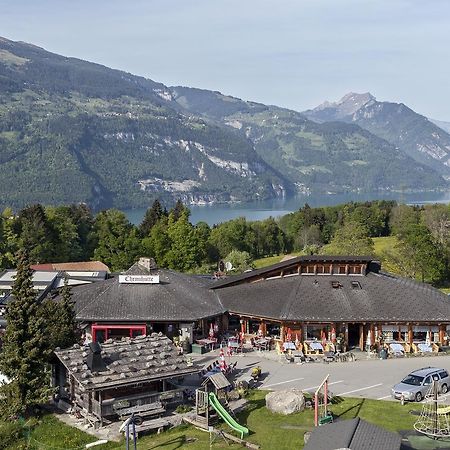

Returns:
170,199,189,222
0,249,52,415
139,199,167,237
58,277,79,348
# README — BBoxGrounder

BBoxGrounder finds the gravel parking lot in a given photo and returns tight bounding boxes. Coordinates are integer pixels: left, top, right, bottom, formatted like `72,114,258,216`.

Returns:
195,352,450,401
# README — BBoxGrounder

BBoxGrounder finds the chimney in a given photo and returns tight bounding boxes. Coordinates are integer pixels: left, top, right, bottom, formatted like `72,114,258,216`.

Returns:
138,257,157,272
86,342,107,372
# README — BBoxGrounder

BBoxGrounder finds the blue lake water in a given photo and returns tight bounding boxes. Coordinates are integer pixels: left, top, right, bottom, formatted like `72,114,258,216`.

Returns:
123,191,450,226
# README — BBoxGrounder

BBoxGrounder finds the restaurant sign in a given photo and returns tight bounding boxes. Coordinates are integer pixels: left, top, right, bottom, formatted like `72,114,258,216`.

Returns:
119,274,160,284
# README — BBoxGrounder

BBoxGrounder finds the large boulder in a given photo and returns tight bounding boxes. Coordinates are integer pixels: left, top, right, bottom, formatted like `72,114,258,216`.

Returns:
265,389,306,415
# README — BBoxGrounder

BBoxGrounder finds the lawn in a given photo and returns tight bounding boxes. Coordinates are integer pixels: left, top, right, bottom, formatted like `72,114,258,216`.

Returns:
6,391,423,449
253,253,302,269
132,390,423,450
372,236,403,274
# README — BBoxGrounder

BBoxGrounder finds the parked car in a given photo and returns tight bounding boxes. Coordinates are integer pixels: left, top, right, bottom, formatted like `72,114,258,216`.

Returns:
391,367,450,402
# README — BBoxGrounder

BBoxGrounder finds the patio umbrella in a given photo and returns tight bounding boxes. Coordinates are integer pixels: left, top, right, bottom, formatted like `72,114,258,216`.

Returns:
209,324,214,338
226,342,232,361
295,333,300,348
404,331,408,342
426,331,431,346
219,347,227,372
286,328,292,342
331,327,337,343
366,329,372,350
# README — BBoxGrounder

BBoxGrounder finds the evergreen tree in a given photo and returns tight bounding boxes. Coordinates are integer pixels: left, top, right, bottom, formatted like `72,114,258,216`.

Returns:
170,199,188,222
139,199,166,237
0,249,52,415
41,278,79,351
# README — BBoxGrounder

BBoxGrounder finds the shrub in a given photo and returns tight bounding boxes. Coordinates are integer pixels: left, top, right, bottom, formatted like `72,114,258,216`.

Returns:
0,421,23,449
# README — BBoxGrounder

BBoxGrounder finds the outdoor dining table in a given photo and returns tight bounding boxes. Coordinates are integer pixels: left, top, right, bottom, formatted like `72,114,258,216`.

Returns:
227,340,240,348
283,342,296,351
196,338,216,351
308,342,324,352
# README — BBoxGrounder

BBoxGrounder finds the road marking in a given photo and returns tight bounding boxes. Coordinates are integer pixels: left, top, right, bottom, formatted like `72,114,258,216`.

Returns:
301,380,344,392
337,383,383,396
377,395,391,400
263,377,305,388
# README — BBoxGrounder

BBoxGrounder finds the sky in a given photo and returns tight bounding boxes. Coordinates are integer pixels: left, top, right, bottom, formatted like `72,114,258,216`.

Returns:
1,0,450,120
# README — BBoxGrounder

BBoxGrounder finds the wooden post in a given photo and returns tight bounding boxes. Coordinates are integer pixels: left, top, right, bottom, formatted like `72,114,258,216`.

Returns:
370,324,375,346
408,324,413,345
439,325,445,345
280,323,285,341
99,390,103,427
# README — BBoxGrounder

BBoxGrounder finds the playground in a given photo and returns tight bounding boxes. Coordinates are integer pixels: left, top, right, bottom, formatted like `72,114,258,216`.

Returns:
119,390,428,449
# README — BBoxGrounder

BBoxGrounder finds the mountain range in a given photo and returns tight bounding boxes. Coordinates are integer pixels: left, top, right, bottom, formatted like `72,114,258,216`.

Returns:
0,37,448,211
303,92,450,178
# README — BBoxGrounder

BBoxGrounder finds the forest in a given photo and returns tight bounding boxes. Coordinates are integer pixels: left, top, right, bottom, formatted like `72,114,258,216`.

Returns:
0,199,449,286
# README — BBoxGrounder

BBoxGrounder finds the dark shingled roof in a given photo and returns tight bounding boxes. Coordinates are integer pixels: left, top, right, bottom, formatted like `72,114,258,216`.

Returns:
305,418,402,450
55,333,200,390
215,271,450,322
71,269,225,322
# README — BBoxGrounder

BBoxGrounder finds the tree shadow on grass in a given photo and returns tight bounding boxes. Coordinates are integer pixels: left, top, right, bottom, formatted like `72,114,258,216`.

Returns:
332,398,365,419
148,434,194,449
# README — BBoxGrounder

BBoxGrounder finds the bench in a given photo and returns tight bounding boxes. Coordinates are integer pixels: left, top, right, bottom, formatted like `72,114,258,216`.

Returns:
115,401,165,419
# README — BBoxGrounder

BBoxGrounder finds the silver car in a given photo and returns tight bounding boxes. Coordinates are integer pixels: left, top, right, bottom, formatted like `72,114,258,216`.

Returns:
391,367,450,402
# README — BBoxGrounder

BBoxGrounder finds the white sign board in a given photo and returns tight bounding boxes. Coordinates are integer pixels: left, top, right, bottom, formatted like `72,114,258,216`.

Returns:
119,274,160,284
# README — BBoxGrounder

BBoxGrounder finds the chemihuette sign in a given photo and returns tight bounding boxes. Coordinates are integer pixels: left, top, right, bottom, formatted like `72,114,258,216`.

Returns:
119,274,160,284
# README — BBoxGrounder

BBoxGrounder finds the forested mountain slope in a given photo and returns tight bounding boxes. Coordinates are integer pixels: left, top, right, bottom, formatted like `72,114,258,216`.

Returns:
0,37,445,211
0,37,290,210
171,87,445,194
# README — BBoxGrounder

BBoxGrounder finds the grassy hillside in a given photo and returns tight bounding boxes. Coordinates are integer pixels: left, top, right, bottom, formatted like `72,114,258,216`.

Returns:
253,237,403,273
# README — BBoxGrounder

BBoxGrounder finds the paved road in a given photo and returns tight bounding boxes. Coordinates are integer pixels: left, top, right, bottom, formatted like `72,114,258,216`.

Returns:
194,352,450,401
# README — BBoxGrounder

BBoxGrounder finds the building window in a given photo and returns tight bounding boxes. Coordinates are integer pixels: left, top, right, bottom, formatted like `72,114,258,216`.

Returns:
301,265,315,274
349,265,362,275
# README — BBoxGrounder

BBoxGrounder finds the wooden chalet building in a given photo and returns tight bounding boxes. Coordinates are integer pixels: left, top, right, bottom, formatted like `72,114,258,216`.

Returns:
54,333,199,426
70,258,226,345
66,256,450,351
211,256,450,351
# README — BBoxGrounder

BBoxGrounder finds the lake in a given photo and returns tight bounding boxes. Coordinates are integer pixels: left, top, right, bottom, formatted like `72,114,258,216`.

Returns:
123,190,450,226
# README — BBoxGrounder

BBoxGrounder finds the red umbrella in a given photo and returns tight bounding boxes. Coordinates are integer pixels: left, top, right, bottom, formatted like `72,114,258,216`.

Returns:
226,342,233,360
219,347,227,372
286,328,292,342
321,329,327,347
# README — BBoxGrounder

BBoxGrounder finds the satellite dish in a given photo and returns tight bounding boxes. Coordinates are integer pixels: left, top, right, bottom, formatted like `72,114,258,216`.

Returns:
225,261,233,271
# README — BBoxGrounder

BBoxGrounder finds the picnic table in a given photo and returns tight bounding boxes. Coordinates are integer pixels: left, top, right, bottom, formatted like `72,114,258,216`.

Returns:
304,341,324,354
255,338,270,351
196,338,217,351
227,340,240,348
